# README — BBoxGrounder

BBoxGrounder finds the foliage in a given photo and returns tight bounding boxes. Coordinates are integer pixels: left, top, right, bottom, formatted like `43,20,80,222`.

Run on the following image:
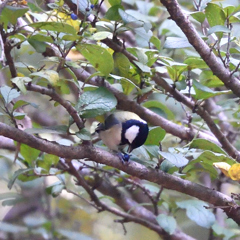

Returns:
1,0,240,239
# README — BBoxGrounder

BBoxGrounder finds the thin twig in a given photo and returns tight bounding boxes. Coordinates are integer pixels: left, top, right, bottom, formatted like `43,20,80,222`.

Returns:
153,73,240,161
230,61,240,77
0,25,17,78
67,161,170,237
26,83,84,130
0,31,5,65
160,0,240,98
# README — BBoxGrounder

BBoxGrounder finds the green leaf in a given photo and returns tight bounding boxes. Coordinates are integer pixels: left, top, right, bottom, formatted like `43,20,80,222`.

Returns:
113,52,131,77
193,150,236,166
28,34,54,43
0,6,28,27
9,33,26,41
13,100,30,111
207,25,231,35
11,77,32,94
30,22,77,35
159,151,189,168
144,145,159,158
191,12,205,23
130,48,147,64
193,80,231,100
205,3,225,27
164,37,192,49
133,61,151,73
21,144,41,165
189,139,227,154
0,86,20,104
62,35,82,41
223,5,237,17
105,5,124,21
118,9,144,28
90,31,112,40
51,183,65,197
150,36,161,50
156,214,177,235
212,222,237,240
13,112,25,120
76,87,117,118
109,74,139,95
38,154,59,171
184,57,208,69
145,127,166,145
160,159,176,173
109,0,122,6
28,2,43,12
184,150,236,179
30,70,59,86
17,170,37,182
199,71,224,88
28,39,47,53
76,44,114,75
96,21,115,33
46,181,65,197
176,200,215,228
44,154,59,166
143,100,175,120
76,128,92,140
229,15,240,24
8,168,34,189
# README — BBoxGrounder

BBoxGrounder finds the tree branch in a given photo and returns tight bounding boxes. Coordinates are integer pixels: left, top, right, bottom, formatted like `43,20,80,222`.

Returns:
153,74,240,160
0,122,239,225
68,165,195,240
26,83,84,130
160,0,240,98
71,66,220,145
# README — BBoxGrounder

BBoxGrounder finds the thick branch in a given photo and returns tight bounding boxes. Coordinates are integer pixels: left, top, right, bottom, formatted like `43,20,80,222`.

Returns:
160,0,240,98
0,122,239,224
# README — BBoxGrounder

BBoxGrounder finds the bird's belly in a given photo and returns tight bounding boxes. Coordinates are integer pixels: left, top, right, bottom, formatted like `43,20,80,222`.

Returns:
99,124,122,151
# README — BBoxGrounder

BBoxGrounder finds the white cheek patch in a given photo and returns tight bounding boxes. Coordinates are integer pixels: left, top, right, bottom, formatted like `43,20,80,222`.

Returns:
125,125,140,143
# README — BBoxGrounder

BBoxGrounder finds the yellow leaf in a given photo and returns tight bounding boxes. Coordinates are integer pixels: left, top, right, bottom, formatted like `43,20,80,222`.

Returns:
17,72,25,77
54,11,80,32
228,163,240,181
44,70,59,86
213,162,231,178
57,0,64,6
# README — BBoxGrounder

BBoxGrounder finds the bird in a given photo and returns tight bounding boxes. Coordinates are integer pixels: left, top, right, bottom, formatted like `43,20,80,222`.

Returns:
95,111,149,162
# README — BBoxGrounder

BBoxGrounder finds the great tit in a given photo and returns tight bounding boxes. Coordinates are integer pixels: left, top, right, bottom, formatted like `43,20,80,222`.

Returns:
96,111,149,162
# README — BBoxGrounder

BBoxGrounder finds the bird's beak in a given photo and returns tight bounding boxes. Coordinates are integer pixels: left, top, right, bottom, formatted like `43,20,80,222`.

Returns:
95,123,104,133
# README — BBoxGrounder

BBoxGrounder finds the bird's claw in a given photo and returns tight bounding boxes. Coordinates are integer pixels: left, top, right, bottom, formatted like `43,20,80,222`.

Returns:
116,153,131,163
